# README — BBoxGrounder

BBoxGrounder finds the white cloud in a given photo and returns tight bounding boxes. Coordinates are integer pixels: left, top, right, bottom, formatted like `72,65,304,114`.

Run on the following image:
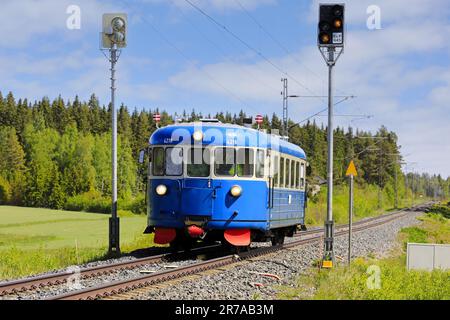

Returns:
0,0,448,177
165,2,450,176
0,0,121,48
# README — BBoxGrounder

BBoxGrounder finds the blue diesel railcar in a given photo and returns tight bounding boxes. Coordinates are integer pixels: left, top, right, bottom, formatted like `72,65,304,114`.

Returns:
143,120,307,247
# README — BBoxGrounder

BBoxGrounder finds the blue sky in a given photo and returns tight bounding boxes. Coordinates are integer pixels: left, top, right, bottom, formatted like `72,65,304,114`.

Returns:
0,0,449,177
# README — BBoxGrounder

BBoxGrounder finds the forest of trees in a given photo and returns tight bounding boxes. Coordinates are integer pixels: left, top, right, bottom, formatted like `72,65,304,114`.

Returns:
0,91,448,214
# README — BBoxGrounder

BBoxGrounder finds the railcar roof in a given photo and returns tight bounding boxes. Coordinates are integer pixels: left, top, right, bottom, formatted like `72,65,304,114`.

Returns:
149,122,306,159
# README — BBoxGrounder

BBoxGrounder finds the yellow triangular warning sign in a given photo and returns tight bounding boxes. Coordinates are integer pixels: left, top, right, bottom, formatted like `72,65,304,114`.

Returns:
346,160,358,177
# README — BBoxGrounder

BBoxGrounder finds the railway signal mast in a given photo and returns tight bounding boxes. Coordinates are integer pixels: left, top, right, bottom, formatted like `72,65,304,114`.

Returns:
317,4,345,268
101,13,127,256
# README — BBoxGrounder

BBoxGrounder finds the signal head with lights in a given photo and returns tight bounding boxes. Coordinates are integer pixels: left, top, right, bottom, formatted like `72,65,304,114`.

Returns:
102,13,127,49
318,4,344,47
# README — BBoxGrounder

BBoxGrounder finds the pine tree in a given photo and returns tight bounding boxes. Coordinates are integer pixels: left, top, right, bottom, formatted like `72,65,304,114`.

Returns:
0,127,26,182
51,95,70,134
88,94,103,135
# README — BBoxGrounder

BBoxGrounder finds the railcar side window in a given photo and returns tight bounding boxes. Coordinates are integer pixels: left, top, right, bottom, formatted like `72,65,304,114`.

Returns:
188,148,210,177
215,148,235,176
300,163,306,188
165,147,183,176
237,148,254,177
153,147,164,176
273,155,279,187
295,161,300,189
256,149,265,178
285,159,290,188
291,160,296,189
280,157,285,188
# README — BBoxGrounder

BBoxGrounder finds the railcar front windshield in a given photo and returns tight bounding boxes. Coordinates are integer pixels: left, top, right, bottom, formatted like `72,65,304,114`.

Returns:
255,149,265,178
237,148,254,177
214,148,235,176
166,147,183,176
187,147,210,177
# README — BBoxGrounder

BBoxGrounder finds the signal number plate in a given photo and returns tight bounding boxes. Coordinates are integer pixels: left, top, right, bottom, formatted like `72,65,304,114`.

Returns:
332,32,343,44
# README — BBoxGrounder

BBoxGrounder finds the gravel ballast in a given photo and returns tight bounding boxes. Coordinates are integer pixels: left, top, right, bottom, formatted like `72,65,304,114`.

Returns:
133,210,423,300
0,208,426,300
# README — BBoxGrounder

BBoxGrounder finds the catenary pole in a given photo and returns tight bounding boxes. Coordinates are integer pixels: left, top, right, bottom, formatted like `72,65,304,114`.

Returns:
109,44,120,255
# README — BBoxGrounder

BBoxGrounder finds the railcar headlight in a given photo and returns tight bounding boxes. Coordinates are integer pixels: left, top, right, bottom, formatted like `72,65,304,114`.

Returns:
155,184,168,196
192,130,203,142
230,185,242,197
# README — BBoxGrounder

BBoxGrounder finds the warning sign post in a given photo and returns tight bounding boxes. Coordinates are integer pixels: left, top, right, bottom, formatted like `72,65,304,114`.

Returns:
346,160,358,264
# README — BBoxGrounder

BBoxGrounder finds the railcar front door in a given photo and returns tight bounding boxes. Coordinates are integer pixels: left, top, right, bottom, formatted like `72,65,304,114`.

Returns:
181,179,214,221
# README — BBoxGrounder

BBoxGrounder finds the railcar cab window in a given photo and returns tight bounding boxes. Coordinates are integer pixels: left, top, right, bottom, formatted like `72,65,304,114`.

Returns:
188,148,210,177
237,148,254,177
148,147,153,171
152,147,164,176
214,148,235,176
165,147,183,176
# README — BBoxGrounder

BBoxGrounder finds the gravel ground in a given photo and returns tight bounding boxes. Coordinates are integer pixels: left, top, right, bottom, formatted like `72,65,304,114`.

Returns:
3,258,200,300
1,245,177,284
132,210,423,300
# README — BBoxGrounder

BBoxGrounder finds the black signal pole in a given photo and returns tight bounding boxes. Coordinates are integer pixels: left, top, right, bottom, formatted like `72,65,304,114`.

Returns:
318,4,345,267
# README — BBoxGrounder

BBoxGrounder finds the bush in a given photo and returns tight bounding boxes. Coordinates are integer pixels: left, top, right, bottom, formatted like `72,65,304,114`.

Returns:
64,191,146,215
0,177,11,204
401,226,428,244
119,194,146,215
428,204,450,219
64,190,110,214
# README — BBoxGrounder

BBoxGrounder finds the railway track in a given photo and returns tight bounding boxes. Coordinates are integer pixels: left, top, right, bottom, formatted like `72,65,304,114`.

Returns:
0,202,432,300
0,243,221,297
296,204,418,238
47,203,432,300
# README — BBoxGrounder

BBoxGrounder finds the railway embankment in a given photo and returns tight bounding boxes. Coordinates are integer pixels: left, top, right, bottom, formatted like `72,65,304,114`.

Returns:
129,204,436,300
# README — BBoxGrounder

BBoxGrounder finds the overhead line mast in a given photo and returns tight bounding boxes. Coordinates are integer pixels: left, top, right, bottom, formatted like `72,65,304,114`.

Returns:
281,78,289,138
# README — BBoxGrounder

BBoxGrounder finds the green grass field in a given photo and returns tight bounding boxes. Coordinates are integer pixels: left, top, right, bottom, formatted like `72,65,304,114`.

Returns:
278,203,450,300
0,206,151,280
